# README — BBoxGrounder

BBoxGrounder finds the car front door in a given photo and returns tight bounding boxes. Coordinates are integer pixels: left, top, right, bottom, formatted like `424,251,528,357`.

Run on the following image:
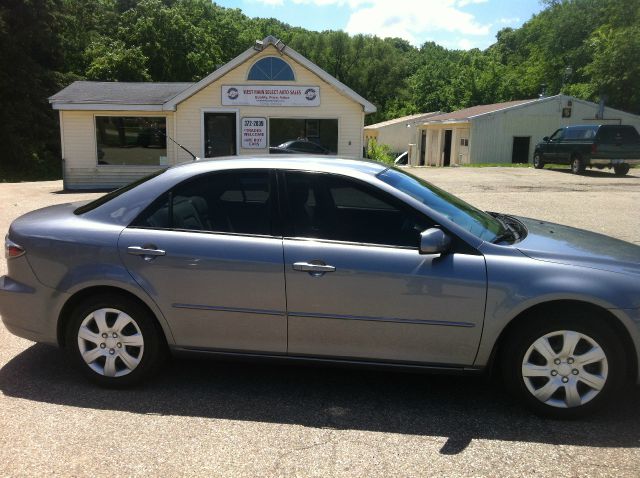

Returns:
118,169,287,353
280,171,487,366
546,128,565,161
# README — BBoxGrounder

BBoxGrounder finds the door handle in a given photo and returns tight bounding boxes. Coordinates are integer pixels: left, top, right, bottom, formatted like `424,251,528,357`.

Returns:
292,261,336,274
127,246,166,260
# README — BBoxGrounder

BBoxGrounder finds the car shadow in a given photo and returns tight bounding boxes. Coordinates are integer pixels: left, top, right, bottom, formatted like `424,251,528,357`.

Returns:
545,168,639,179
1,344,639,455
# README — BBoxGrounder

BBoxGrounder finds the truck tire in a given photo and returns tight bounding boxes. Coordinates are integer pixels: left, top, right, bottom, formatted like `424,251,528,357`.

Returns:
613,163,630,176
570,155,585,174
533,153,545,169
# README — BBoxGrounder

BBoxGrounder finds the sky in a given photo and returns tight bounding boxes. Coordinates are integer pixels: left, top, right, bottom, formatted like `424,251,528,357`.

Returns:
215,0,544,50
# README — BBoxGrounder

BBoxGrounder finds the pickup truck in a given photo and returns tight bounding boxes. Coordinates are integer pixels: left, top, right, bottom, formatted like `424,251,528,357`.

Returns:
533,124,640,175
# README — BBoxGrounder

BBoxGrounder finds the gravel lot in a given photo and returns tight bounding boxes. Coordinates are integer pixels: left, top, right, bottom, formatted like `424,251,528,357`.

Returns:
1,167,639,477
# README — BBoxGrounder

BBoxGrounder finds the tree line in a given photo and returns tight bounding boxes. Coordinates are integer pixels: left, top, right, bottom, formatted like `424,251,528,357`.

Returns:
1,0,638,180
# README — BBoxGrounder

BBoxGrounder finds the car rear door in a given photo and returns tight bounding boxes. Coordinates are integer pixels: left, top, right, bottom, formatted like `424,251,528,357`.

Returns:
118,169,287,353
280,170,487,366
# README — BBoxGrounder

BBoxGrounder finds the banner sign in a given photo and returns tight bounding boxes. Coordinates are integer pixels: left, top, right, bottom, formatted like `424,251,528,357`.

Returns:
241,117,267,149
222,85,320,107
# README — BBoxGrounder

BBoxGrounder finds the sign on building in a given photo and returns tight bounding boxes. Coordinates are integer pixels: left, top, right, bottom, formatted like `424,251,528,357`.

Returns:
222,85,320,107
241,117,267,149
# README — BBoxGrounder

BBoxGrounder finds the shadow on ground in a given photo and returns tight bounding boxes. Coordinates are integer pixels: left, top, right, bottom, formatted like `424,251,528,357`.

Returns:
2,344,639,454
545,168,639,179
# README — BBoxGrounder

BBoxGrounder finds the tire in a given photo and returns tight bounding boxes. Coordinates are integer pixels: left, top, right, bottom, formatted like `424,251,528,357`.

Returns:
613,163,630,176
533,153,545,169
65,293,166,387
502,313,625,419
570,155,585,174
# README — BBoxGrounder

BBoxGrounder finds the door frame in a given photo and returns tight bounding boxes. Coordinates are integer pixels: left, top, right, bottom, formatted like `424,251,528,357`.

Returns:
200,108,240,158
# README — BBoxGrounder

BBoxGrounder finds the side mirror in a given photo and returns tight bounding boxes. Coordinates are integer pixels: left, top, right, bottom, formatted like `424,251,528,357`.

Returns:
419,228,451,255
543,136,550,142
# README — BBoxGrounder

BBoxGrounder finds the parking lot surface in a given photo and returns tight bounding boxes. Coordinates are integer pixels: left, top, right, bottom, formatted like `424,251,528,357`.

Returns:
1,167,639,477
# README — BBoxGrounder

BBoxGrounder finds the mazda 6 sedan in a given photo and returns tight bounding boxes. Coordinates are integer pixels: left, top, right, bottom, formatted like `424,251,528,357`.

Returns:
2,157,640,418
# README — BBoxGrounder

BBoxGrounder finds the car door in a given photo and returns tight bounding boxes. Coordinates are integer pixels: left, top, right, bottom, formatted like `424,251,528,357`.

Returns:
118,169,287,353
280,170,487,366
546,128,565,162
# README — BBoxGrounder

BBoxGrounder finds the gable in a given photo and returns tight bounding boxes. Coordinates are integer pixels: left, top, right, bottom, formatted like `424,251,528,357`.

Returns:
164,37,375,113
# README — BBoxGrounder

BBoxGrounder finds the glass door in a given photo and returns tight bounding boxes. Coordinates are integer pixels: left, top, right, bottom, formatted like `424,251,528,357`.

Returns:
204,112,237,157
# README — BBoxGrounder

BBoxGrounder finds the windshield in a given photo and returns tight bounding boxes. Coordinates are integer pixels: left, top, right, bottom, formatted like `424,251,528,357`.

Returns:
377,168,503,241
74,169,167,215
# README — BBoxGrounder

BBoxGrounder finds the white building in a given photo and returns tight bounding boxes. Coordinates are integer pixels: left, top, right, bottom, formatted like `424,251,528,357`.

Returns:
363,112,440,156
410,95,640,166
49,36,376,189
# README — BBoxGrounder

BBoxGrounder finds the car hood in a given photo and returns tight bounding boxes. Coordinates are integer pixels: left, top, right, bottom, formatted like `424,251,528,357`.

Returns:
514,216,640,277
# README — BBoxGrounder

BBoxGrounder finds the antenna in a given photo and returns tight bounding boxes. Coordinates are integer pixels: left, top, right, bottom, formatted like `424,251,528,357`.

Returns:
153,128,199,161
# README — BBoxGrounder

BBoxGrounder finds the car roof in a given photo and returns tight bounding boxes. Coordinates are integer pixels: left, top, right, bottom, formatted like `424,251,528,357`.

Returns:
168,155,387,177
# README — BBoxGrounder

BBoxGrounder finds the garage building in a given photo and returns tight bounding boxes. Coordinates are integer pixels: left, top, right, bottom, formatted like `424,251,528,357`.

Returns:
409,95,640,167
363,112,440,157
49,36,376,189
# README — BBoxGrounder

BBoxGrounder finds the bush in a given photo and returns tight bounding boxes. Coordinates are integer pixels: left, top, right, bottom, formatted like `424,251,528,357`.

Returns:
366,139,394,165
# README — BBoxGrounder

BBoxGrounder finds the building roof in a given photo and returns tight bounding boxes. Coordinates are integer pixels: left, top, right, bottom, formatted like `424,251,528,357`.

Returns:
164,35,376,113
364,112,441,129
422,98,539,124
49,81,194,110
49,36,375,113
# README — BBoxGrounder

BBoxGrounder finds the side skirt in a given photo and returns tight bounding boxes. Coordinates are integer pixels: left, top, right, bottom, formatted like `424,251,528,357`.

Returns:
170,346,485,376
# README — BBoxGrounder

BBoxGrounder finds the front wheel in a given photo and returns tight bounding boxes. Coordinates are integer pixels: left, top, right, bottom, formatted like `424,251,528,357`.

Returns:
66,294,166,387
613,163,630,176
533,153,545,169
502,316,625,418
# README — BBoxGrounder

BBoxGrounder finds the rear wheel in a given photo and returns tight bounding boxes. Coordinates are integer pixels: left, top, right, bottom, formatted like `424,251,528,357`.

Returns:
533,153,545,169
570,155,585,174
502,314,625,418
66,294,166,387
613,163,630,176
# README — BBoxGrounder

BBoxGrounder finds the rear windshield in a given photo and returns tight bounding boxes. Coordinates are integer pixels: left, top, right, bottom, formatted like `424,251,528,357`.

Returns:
74,169,166,215
596,126,640,143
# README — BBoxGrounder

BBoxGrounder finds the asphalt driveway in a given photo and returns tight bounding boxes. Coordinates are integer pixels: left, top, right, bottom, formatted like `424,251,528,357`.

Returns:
0,167,639,477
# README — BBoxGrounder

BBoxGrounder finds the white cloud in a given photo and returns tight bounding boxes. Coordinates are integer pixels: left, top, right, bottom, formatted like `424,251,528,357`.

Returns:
458,38,474,49
343,0,490,46
496,16,520,25
254,0,492,49
253,0,285,5
254,0,493,47
456,0,488,6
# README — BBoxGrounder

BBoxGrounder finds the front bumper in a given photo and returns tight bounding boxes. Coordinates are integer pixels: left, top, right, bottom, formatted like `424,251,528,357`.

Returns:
0,275,66,345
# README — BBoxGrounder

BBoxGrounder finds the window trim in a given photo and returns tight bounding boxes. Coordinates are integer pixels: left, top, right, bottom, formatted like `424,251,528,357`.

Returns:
247,56,296,81
277,169,435,250
128,168,282,238
94,114,169,167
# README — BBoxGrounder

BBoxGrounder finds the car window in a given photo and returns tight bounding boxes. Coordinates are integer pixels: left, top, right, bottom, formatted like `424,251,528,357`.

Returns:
564,128,583,140
74,169,166,215
597,126,640,143
377,168,503,242
284,171,432,247
132,170,273,236
549,129,564,141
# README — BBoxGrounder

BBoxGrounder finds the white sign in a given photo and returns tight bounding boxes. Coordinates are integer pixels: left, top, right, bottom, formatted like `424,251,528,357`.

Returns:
241,117,267,149
222,85,320,107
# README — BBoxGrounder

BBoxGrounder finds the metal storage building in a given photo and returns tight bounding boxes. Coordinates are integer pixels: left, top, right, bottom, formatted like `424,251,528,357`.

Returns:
410,95,640,167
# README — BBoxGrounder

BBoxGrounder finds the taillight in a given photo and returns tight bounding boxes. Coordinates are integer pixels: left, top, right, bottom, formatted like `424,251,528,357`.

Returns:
4,236,25,259
591,143,598,154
